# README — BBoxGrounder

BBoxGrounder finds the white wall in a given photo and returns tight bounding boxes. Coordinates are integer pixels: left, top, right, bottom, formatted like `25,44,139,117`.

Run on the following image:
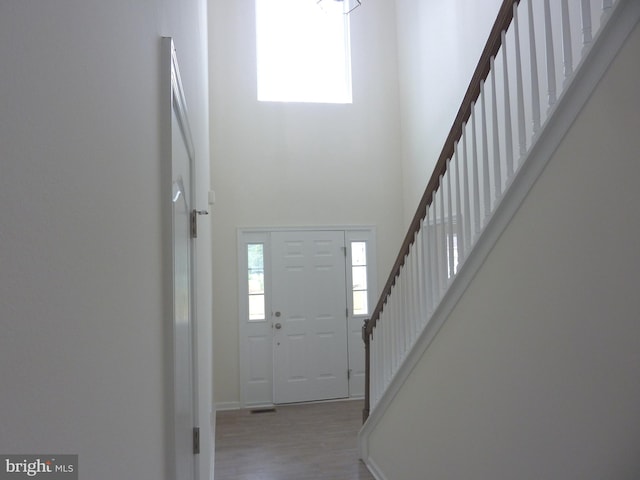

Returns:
366,22,640,480
394,0,502,224
0,1,212,478
208,0,404,406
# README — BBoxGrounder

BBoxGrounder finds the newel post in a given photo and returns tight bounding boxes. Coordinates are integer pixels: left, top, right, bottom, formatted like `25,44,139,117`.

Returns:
362,318,371,423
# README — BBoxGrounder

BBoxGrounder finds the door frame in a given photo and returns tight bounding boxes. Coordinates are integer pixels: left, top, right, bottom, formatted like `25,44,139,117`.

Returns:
237,226,377,408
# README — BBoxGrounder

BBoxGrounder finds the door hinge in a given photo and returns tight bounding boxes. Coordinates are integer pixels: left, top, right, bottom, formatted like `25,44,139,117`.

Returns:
347,369,352,380
190,209,209,238
193,427,200,454
346,307,349,318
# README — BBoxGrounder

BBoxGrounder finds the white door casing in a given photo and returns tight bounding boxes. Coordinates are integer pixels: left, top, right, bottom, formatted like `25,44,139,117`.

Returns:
238,227,376,408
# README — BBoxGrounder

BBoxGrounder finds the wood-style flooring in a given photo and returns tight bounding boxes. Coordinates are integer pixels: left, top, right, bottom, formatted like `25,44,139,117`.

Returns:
214,400,375,480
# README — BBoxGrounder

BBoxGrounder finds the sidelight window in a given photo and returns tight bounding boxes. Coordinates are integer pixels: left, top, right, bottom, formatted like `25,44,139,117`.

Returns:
247,244,266,321
350,241,368,316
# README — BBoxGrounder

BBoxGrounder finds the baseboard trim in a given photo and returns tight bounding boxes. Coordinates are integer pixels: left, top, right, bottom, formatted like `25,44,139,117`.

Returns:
215,401,241,411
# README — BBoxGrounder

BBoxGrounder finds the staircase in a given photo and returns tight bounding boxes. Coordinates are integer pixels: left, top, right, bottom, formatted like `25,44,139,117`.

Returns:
359,1,640,478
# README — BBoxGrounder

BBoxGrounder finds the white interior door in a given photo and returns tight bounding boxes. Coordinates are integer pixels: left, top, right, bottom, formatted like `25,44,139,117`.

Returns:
166,37,196,480
271,230,349,404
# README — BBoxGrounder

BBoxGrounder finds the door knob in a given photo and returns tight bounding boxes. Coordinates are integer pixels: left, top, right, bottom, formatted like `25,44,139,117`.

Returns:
275,323,282,330
275,311,281,317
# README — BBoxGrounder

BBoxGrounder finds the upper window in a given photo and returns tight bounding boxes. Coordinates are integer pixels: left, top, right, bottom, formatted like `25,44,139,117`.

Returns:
255,0,353,104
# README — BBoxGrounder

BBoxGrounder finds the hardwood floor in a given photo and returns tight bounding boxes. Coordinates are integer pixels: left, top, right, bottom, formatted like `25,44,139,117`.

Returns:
214,400,375,480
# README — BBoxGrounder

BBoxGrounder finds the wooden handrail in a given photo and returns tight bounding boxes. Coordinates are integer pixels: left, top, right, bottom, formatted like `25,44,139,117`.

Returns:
364,0,521,340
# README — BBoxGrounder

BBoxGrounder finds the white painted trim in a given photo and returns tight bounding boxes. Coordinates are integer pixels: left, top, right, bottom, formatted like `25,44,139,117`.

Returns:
364,457,388,480
359,0,640,463
215,401,241,411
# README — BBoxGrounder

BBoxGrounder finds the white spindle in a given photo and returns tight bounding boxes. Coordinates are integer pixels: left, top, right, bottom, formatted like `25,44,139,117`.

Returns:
543,0,557,108
527,0,541,134
385,296,398,383
602,0,613,16
405,248,413,345
581,0,593,47
439,180,447,292
370,333,377,406
490,59,502,201
421,217,432,319
394,284,402,369
560,0,573,85
432,191,441,304
380,312,388,389
462,126,472,252
480,81,491,220
415,228,426,331
382,302,390,382
454,143,465,264
513,2,527,158
446,160,455,277
407,248,416,345
412,238,422,337
399,268,406,363
501,30,515,179
471,107,481,238
395,272,403,367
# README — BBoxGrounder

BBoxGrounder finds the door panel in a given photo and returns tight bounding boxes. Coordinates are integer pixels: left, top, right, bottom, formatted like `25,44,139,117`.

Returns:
272,231,348,404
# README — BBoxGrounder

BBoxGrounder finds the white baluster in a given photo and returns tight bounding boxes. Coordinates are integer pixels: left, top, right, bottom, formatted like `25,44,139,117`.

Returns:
602,0,613,21
404,249,412,348
380,312,388,389
454,142,465,265
413,239,420,341
432,191,441,305
471,106,481,239
386,296,393,379
560,0,573,84
446,160,455,278
513,2,527,159
501,30,515,179
399,274,405,363
581,0,592,48
490,58,502,201
404,253,413,349
480,81,491,221
390,284,398,373
439,181,447,293
527,0,541,135
543,0,556,109
414,228,425,332
383,311,391,390
370,332,376,407
421,217,431,319
462,125,472,252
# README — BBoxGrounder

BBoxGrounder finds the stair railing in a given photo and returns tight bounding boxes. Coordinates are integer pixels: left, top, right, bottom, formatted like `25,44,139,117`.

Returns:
363,0,619,422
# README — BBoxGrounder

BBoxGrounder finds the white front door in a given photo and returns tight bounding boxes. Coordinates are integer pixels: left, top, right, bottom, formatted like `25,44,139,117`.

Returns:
271,230,349,404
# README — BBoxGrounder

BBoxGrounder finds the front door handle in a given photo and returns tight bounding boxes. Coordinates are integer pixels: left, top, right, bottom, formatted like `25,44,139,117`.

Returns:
275,323,282,330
